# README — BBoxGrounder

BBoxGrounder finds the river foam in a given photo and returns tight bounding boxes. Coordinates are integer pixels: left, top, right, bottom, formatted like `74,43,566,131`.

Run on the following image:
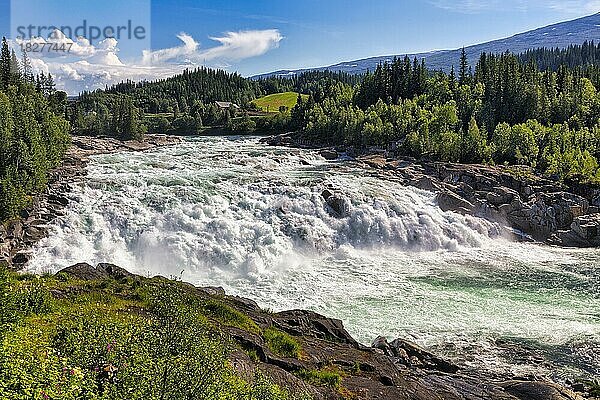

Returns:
27,136,600,381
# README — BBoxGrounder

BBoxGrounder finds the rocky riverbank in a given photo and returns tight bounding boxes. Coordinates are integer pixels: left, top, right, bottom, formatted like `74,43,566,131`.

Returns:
49,262,593,400
0,134,182,270
263,134,600,248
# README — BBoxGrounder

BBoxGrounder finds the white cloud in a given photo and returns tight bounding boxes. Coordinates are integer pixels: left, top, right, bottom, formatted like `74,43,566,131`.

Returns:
200,29,283,61
19,29,282,94
142,33,199,65
142,29,283,65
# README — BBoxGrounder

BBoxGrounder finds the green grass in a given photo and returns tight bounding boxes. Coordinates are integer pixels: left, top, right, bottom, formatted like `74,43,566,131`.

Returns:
296,368,342,389
252,92,308,113
263,326,301,359
0,266,294,400
202,299,261,334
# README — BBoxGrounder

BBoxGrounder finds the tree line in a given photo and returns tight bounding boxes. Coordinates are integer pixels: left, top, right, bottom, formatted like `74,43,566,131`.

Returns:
0,38,71,221
285,46,600,184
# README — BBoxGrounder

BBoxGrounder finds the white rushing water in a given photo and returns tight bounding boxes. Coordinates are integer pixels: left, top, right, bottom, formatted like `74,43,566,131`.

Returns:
28,136,600,380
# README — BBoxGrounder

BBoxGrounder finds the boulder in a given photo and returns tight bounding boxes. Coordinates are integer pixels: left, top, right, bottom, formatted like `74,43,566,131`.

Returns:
322,189,351,218
97,263,135,280
389,339,459,373
498,381,581,400
320,149,339,160
12,251,32,266
58,263,110,280
325,195,351,218
436,191,475,213
570,214,600,246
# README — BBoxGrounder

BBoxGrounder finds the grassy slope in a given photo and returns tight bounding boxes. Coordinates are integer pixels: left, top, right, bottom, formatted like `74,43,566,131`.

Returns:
252,92,308,113
0,267,303,400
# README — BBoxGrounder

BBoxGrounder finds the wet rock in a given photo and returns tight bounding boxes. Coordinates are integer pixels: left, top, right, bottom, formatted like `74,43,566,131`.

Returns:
325,194,351,218
436,191,475,213
24,225,48,242
372,336,394,356
273,310,359,346
322,188,351,217
6,220,23,240
390,338,459,373
498,380,581,400
320,149,339,160
321,189,334,200
12,251,32,266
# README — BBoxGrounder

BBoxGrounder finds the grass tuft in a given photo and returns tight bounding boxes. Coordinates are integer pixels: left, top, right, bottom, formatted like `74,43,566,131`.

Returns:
263,326,301,359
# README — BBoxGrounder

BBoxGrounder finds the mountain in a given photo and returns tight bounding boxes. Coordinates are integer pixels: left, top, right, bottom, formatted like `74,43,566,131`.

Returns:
253,13,600,79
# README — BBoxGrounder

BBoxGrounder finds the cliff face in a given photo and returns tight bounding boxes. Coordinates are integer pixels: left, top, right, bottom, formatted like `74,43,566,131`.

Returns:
31,262,586,400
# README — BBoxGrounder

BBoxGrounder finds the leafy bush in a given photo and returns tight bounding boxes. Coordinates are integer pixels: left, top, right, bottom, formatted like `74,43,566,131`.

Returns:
263,327,301,359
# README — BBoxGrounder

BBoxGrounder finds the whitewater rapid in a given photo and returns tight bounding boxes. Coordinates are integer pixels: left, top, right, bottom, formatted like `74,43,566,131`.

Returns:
28,136,600,381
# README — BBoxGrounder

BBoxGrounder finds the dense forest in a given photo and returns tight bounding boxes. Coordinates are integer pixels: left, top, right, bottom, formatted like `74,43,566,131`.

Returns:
0,38,71,221
519,40,600,71
287,46,600,184
71,69,360,136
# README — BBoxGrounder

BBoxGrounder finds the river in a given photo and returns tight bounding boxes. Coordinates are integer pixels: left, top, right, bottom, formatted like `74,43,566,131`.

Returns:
27,136,600,382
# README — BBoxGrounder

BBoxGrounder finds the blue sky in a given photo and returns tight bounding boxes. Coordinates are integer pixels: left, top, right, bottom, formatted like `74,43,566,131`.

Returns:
149,0,600,74
0,0,598,93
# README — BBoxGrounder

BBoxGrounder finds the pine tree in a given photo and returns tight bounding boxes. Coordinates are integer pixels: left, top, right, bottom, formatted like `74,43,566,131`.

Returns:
0,38,11,90
459,47,469,86
9,50,20,85
21,51,33,83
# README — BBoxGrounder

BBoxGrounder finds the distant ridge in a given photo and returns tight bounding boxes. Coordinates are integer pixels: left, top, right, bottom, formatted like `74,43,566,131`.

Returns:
253,13,600,79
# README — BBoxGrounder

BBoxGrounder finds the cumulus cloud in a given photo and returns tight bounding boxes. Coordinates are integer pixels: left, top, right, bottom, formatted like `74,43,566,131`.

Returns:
16,29,96,58
19,29,282,94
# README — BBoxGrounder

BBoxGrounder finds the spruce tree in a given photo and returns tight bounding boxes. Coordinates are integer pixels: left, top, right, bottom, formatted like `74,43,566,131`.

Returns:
459,47,469,85
0,38,11,90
